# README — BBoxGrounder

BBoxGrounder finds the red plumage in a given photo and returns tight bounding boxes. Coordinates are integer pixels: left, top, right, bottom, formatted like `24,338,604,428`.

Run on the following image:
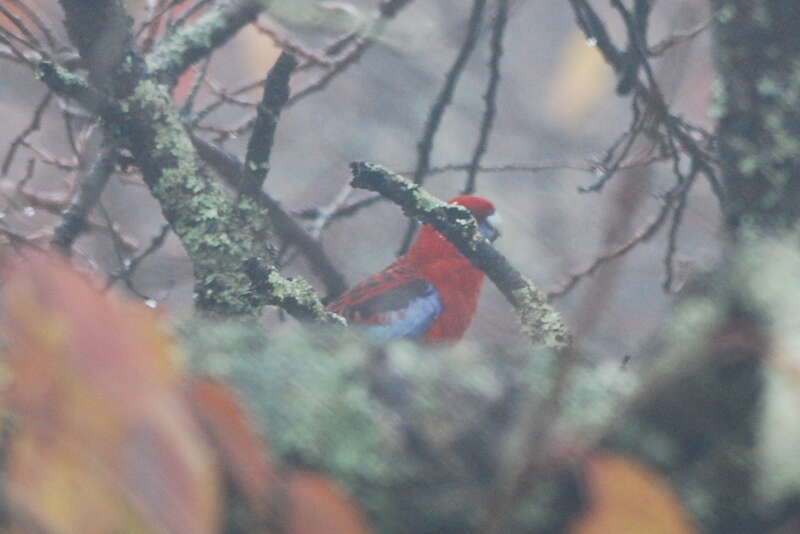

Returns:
327,195,499,343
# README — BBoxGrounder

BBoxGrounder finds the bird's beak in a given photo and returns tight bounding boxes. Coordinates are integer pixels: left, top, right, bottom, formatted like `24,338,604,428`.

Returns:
480,212,502,242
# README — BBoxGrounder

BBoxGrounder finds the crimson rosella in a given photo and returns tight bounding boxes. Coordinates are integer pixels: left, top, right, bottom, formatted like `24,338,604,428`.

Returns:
327,195,501,343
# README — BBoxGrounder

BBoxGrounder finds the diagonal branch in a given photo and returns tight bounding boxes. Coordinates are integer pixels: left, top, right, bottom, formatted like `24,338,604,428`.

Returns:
350,161,570,350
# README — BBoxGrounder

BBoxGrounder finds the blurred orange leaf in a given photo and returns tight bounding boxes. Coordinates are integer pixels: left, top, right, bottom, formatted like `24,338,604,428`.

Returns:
0,253,220,534
189,376,276,512
571,453,698,534
287,472,372,534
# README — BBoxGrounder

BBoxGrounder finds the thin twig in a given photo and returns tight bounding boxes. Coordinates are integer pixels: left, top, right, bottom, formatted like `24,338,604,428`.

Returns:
0,3,41,50
399,0,487,254
287,0,415,105
180,55,213,114
6,0,59,50
18,140,77,172
464,0,509,195
662,163,697,292
170,0,215,31
547,178,692,299
105,223,171,295
2,91,52,176
51,145,118,254
253,20,330,67
0,28,36,66
648,12,715,57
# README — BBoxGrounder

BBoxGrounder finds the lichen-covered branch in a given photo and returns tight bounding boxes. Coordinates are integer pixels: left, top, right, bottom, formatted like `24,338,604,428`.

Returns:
34,61,119,118
47,0,331,320
350,161,570,350
713,0,800,232
193,133,349,298
146,0,271,84
243,258,344,324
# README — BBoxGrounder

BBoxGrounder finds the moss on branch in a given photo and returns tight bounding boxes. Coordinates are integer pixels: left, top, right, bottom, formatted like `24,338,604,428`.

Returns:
147,0,271,83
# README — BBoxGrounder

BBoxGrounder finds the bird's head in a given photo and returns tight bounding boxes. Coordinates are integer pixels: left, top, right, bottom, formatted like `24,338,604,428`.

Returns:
449,195,502,243
405,195,502,263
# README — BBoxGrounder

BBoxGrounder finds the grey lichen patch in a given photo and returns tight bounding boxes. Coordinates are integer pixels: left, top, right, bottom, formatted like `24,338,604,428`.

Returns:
266,269,345,324
512,284,570,350
35,61,88,88
716,4,736,24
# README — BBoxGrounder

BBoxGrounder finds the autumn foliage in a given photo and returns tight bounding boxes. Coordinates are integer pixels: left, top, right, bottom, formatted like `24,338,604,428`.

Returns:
0,253,712,533
0,253,370,534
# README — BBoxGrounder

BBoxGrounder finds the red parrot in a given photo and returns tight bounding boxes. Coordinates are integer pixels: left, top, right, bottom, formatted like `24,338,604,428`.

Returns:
327,195,501,343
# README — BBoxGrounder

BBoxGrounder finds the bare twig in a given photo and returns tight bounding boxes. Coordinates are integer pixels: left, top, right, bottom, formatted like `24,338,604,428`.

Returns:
648,12,715,56
18,140,77,172
465,0,509,194
399,0,487,254
662,164,697,292
180,55,213,114
294,194,384,223
287,0,415,105
105,223,171,295
253,20,330,67
6,0,58,51
170,0,215,31
2,91,52,176
547,178,693,299
0,3,41,50
0,28,37,66
51,145,118,254
241,52,298,194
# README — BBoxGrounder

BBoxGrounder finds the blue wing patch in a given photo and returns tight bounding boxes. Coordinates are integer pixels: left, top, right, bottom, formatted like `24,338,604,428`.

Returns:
347,280,442,342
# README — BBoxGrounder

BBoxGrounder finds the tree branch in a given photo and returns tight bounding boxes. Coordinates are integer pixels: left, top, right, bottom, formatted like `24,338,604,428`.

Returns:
51,144,118,254
350,161,570,350
193,134,348,298
241,51,297,194
146,0,271,84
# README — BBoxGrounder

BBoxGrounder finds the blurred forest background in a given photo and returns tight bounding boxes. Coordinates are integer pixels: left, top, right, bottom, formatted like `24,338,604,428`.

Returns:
11,0,799,533
0,0,716,361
